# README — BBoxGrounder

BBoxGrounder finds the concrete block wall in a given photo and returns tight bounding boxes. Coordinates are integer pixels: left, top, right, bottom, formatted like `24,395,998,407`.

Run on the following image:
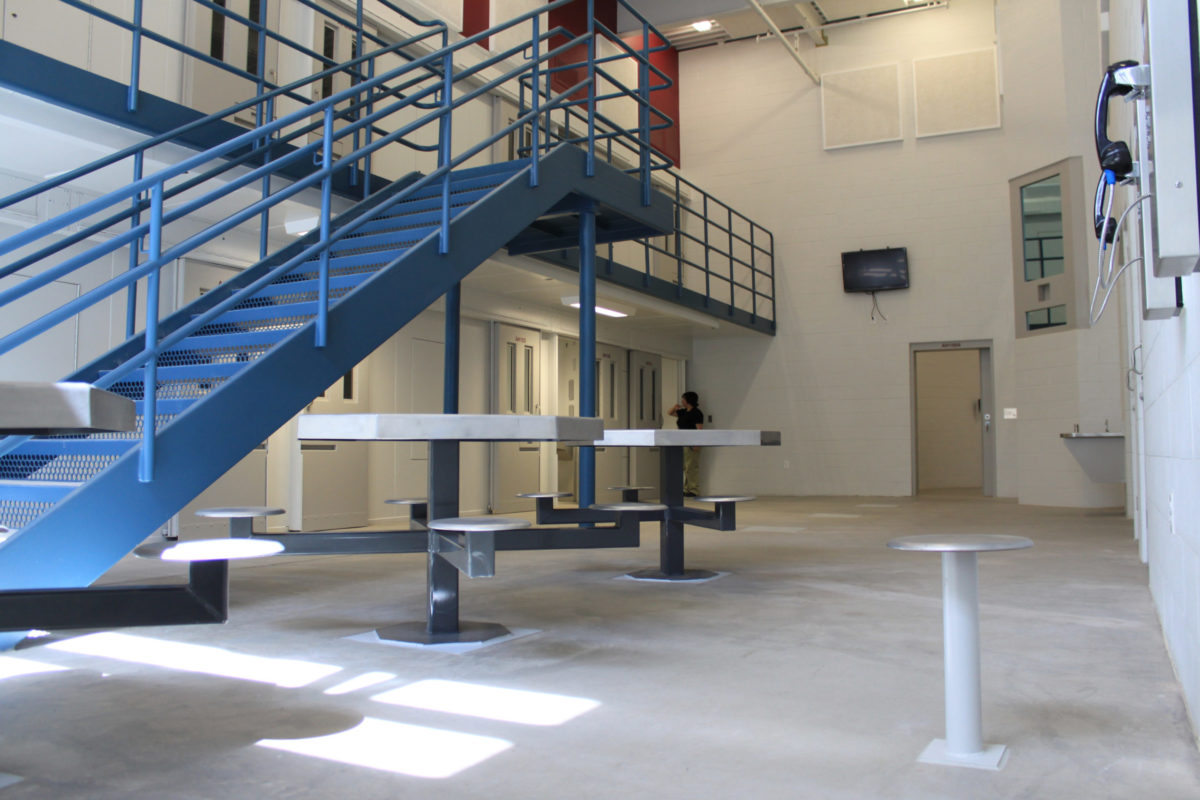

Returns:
677,0,1125,505
1104,0,1200,735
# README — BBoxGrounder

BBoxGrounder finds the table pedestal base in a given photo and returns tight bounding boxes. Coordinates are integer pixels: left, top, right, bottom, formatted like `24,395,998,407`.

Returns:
626,568,719,582
918,739,1008,771
375,620,511,645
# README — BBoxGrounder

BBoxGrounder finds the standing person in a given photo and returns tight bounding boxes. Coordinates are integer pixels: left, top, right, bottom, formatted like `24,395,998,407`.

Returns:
668,391,704,497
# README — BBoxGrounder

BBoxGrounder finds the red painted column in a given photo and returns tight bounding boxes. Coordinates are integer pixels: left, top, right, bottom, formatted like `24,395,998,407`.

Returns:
549,0,617,98
621,31,680,167
462,0,490,48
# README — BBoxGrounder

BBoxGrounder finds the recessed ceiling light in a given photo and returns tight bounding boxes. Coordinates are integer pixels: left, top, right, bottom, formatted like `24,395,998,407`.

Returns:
561,295,632,318
692,20,714,33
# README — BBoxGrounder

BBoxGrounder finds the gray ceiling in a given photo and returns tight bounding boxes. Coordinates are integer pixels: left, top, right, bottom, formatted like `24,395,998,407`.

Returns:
617,1,947,49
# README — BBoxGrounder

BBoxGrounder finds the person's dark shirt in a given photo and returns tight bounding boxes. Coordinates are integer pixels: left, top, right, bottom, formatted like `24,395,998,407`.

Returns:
675,407,703,430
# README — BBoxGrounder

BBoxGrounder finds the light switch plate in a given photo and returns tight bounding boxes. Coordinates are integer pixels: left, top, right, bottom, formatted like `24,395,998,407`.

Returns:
1003,408,1018,420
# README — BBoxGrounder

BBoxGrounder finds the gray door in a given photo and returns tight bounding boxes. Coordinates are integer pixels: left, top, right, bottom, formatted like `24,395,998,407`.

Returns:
491,323,541,513
911,342,996,497
629,350,662,500
557,339,629,503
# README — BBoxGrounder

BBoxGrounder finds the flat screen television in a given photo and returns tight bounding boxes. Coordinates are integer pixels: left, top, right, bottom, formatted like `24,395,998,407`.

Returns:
841,247,909,292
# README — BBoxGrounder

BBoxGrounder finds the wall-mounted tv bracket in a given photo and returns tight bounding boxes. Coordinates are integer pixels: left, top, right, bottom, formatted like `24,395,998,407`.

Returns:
1107,63,1184,320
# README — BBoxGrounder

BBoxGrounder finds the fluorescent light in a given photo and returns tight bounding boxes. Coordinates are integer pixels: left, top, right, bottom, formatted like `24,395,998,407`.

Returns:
47,632,342,688
159,538,284,561
561,295,632,318
371,679,601,726
692,20,714,32
257,717,512,778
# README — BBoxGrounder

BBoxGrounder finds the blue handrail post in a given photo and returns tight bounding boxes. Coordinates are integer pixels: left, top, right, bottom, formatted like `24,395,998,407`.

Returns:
578,199,597,510
703,195,711,304
673,177,683,294
316,107,334,348
750,225,757,322
639,21,651,206
351,0,364,188
585,0,596,177
530,14,541,187
138,182,164,484
259,96,276,261
728,207,735,314
438,34,452,255
444,283,461,414
364,56,376,201
254,0,268,118
125,151,145,339
127,0,144,113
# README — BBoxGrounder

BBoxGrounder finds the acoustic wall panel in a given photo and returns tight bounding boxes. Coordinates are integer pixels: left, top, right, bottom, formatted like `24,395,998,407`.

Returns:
821,63,902,150
913,47,1001,138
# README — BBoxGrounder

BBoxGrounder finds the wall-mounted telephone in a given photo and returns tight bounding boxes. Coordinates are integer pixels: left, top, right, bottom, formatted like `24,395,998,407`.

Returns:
1093,60,1139,244
1095,60,1139,180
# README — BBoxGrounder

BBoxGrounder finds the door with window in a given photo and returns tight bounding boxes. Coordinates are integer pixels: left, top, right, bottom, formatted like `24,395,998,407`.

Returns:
628,350,662,499
491,323,540,513
187,0,280,122
556,339,628,503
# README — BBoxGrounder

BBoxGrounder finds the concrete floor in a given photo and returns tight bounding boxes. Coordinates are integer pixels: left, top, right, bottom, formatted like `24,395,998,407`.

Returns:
1,495,1198,799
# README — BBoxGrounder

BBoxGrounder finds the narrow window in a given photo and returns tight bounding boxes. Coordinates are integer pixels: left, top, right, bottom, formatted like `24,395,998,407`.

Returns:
321,24,337,99
341,368,354,401
608,362,615,420
651,369,658,421
210,0,227,61
524,346,534,413
506,342,516,412
639,368,645,420
246,0,261,75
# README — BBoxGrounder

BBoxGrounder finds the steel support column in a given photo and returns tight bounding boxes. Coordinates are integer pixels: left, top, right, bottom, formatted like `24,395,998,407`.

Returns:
444,282,461,414
578,201,597,511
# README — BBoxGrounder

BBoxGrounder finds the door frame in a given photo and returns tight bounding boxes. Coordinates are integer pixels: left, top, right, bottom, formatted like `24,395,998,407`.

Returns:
910,339,996,497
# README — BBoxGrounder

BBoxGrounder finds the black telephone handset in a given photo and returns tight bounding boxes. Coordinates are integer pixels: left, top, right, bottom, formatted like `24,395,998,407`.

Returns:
1095,60,1138,178
1093,60,1140,242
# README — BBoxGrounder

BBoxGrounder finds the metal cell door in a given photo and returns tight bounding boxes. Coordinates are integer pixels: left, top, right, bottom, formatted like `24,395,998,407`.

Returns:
629,350,662,499
186,0,280,123
592,343,629,502
491,323,540,513
557,339,628,503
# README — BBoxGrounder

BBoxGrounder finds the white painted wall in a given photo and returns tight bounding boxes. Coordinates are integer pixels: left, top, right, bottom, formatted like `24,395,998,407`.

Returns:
677,0,1123,506
1108,0,1200,748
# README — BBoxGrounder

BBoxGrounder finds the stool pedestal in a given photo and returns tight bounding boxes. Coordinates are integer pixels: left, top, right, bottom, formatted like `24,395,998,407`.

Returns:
888,534,1033,770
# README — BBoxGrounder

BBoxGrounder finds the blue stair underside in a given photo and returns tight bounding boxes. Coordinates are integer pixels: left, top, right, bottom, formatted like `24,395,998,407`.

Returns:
0,145,672,592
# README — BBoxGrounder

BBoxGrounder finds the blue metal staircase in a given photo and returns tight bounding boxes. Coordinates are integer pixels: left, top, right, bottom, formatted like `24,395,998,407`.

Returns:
0,0,676,595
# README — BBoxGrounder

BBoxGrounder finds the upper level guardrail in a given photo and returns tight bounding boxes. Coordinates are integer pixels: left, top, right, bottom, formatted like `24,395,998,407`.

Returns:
0,0,676,480
521,87,776,328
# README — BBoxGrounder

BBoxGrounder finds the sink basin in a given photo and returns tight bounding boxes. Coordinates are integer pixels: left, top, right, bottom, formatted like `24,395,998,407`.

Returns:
1060,433,1125,483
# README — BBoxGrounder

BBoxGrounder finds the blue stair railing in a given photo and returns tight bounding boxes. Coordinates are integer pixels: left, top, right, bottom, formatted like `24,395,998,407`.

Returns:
514,102,777,330
0,0,676,589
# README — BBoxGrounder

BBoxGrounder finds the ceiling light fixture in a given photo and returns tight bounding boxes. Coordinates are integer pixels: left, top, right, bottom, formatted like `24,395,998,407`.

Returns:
561,295,632,318
692,20,714,33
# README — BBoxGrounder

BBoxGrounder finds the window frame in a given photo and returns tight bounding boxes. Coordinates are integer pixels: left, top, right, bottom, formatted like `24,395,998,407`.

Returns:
1009,156,1091,338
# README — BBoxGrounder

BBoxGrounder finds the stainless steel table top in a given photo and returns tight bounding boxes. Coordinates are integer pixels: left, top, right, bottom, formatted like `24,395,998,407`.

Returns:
0,381,135,435
298,413,603,442
887,534,1034,553
578,429,782,447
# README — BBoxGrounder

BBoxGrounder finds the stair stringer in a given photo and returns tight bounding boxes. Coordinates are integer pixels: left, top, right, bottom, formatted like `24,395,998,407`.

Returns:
0,146,673,591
